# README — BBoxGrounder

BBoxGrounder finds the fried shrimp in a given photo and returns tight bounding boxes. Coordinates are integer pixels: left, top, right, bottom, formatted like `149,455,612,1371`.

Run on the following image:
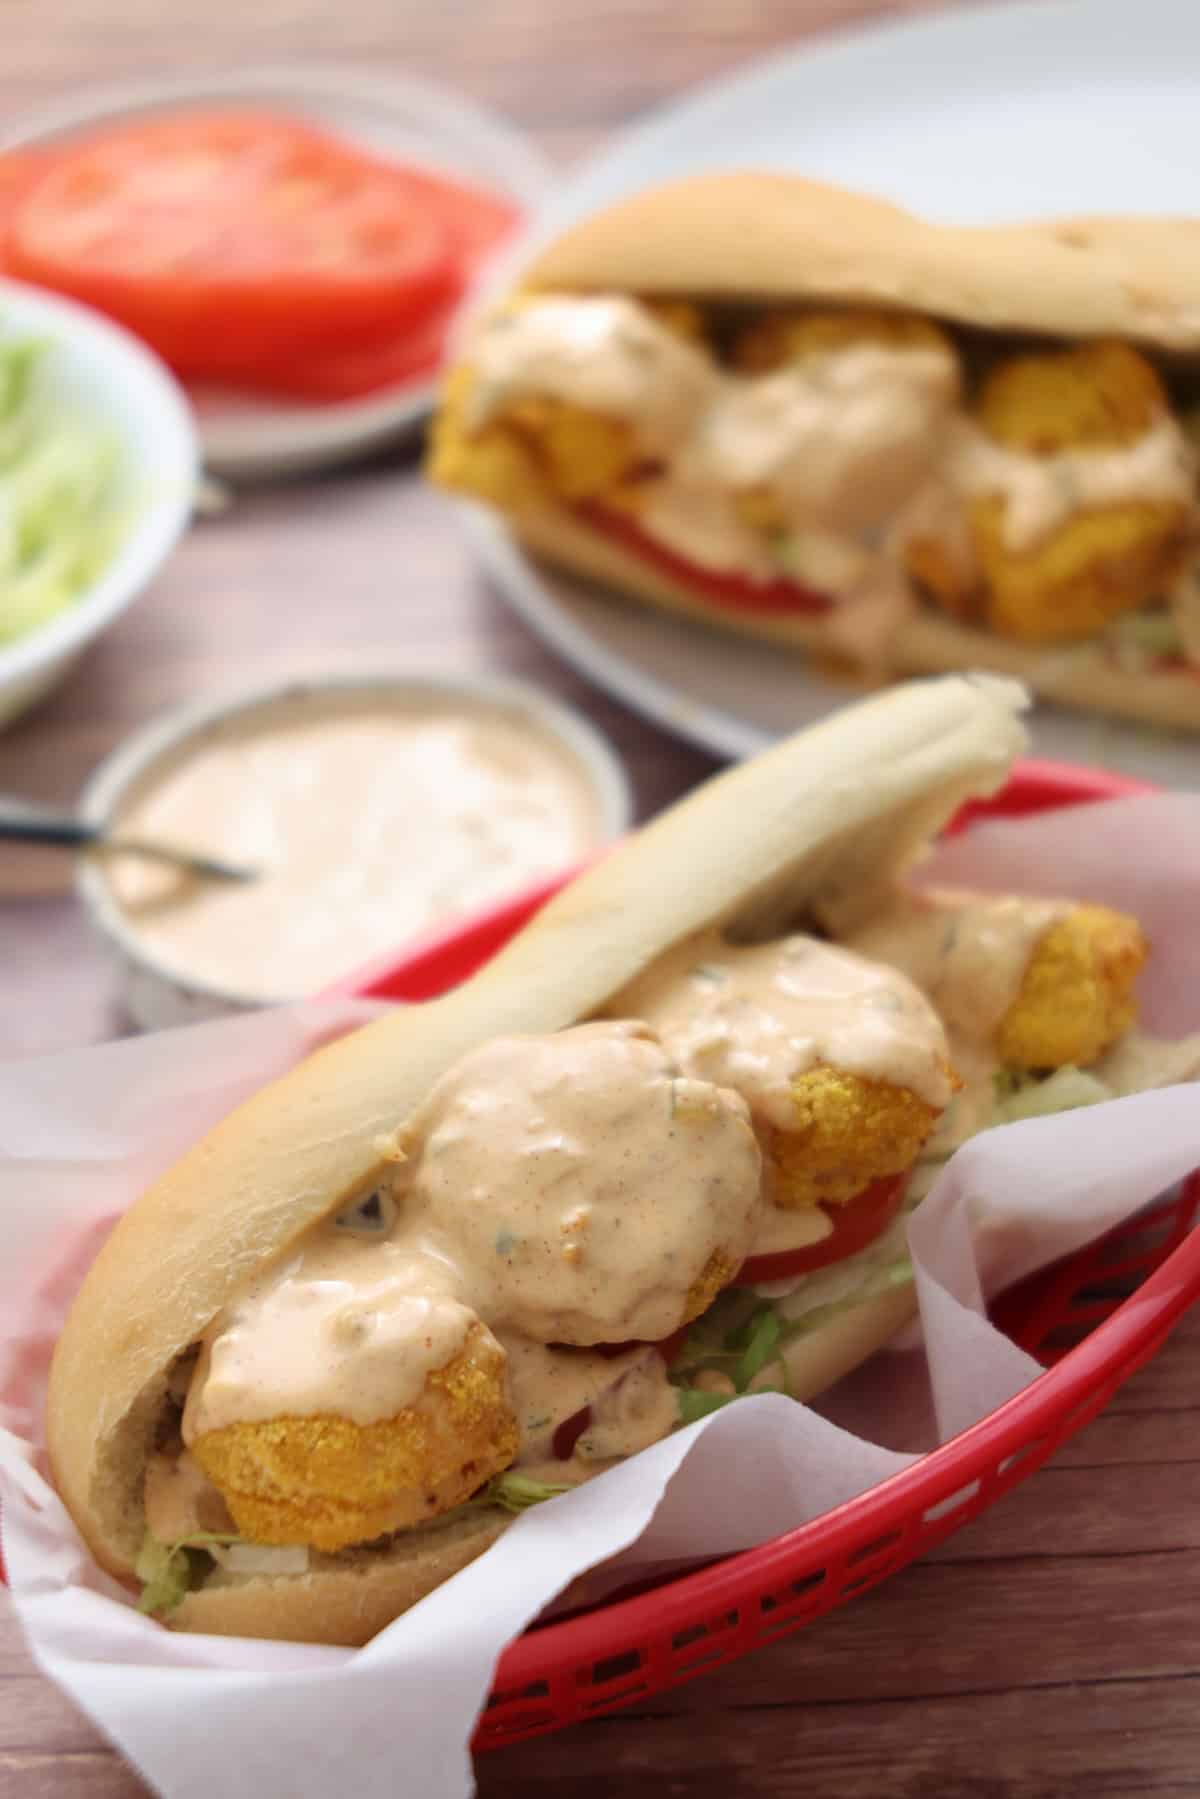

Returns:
189,1321,517,1552
428,294,717,511
997,903,1148,1070
915,341,1192,643
406,1021,762,1346
768,1067,944,1211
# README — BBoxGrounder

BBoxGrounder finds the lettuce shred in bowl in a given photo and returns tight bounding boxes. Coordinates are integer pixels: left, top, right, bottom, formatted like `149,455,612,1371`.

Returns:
0,331,126,649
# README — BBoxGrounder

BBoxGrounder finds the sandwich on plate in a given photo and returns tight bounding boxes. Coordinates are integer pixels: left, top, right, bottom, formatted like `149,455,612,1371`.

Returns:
429,173,1200,731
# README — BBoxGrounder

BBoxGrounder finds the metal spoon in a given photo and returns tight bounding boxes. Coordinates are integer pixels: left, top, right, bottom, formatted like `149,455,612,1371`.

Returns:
0,796,259,883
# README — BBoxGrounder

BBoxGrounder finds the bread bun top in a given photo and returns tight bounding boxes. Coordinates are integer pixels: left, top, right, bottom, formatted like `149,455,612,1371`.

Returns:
523,172,1200,352
47,674,1028,1577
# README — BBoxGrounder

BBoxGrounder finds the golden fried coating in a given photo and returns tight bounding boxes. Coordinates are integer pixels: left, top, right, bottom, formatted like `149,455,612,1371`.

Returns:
427,364,548,511
684,1248,740,1324
970,492,1187,644
731,307,954,375
190,1324,517,1552
962,342,1189,644
768,1065,944,1210
977,342,1166,452
504,396,639,500
428,296,707,512
996,904,1147,1071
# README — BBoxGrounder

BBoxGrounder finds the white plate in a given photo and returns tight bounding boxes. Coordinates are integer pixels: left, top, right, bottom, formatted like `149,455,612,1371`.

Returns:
2,67,553,479
457,0,1200,786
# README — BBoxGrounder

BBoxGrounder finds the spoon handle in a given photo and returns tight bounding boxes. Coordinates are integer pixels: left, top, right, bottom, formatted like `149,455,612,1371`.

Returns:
0,795,257,883
0,798,99,850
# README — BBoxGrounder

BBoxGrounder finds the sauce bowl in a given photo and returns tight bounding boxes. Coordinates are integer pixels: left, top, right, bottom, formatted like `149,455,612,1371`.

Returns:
77,672,632,1029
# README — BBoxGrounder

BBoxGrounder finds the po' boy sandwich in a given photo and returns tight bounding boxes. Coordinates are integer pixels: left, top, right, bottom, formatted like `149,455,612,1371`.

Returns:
46,676,1189,1648
429,173,1200,732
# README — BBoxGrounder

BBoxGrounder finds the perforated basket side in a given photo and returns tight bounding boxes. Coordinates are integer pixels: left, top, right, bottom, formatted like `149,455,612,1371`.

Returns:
476,1176,1200,1747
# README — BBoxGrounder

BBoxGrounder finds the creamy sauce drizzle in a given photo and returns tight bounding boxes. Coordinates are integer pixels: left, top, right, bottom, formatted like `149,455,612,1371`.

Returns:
183,1021,762,1455
183,1242,473,1436
608,930,953,1132
107,699,605,1001
466,295,1200,651
467,296,718,458
847,888,1067,1043
847,887,1070,1156
635,477,778,581
402,1020,762,1346
688,344,959,534
945,414,1195,553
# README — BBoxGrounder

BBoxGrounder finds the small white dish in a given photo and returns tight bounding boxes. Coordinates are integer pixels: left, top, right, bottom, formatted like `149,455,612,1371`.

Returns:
76,671,632,1031
1,65,555,480
0,278,196,728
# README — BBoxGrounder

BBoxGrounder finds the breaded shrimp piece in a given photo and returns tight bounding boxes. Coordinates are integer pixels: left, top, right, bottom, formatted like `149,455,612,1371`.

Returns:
718,310,962,540
997,903,1147,1070
607,931,956,1217
430,361,636,508
968,342,1190,644
427,363,549,511
189,1321,517,1552
428,294,716,509
406,1021,762,1347
768,1067,944,1211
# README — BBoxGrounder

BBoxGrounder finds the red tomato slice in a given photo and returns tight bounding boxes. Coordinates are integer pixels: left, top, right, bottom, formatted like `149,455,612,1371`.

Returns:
206,173,519,402
0,152,58,263
385,167,519,262
238,302,451,403
580,501,834,617
551,1182,910,1457
8,113,458,376
736,1172,910,1285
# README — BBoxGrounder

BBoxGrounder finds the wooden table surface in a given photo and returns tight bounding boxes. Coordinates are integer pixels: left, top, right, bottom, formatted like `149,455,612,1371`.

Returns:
4,1,1200,1795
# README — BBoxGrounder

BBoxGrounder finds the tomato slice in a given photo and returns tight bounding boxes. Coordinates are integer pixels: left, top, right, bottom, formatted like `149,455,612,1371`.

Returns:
8,113,459,376
211,172,519,402
579,501,834,618
384,167,519,263
736,1172,910,1285
238,300,451,402
0,152,57,263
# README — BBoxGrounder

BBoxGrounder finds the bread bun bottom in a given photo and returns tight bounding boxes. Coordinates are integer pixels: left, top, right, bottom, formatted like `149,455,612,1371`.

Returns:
776,1280,918,1402
168,1285,918,1644
509,508,1200,733
173,1511,510,1648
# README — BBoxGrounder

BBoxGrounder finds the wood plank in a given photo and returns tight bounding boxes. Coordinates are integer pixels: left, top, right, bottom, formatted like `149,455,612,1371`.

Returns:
925,1461,1200,1561
616,1550,1200,1713
476,1675,1200,1799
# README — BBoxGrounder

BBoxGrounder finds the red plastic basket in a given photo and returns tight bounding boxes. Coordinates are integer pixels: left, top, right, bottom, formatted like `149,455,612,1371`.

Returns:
345,757,1200,1751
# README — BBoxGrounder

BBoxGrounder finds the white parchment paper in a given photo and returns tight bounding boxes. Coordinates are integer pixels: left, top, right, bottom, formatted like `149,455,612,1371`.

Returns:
2,795,1199,1799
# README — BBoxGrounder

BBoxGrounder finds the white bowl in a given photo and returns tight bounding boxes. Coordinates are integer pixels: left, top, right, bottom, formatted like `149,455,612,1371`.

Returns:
0,278,197,727
77,671,633,1031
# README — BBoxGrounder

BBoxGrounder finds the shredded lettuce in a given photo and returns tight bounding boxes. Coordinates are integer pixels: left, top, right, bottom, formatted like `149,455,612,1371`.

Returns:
0,333,125,649
670,1294,793,1420
1108,609,1183,658
991,1065,1112,1124
135,1529,240,1617
485,1471,569,1513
